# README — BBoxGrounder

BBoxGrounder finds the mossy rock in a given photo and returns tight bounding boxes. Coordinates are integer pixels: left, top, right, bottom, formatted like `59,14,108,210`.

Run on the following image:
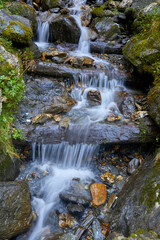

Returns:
41,0,61,11
92,5,106,18
2,20,33,45
7,2,37,32
123,19,160,73
0,143,20,181
110,151,160,236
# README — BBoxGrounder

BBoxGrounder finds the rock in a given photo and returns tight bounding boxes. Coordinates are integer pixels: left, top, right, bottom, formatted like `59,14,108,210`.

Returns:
81,8,92,26
0,10,33,45
0,181,32,239
60,8,70,15
90,41,122,54
87,90,102,106
123,19,160,74
131,111,148,120
32,113,53,124
105,114,122,122
11,15,32,29
59,212,76,228
59,117,70,129
67,203,85,216
54,114,62,122
107,231,160,240
0,44,21,76
118,0,133,12
89,29,98,41
108,193,118,210
106,0,120,10
0,143,20,181
41,0,63,11
46,50,67,58
60,192,91,205
92,218,105,240
148,88,160,127
131,0,157,11
100,172,116,184
94,17,121,41
127,157,140,174
110,151,160,235
66,56,94,68
7,2,37,32
49,15,81,43
92,5,106,18
90,183,107,207
44,95,76,114
74,209,94,240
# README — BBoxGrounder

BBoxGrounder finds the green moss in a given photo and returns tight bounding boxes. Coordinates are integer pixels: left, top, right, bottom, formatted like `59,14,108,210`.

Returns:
92,5,105,18
2,20,33,45
139,153,160,212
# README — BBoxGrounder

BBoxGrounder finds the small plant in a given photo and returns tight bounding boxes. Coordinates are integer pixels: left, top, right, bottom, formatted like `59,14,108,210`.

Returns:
12,128,25,140
0,0,5,9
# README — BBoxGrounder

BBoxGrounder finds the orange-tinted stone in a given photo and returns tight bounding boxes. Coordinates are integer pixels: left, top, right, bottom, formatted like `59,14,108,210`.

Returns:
90,183,107,208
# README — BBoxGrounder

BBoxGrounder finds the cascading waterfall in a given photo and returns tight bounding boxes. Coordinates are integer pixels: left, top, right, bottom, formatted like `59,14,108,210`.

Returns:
26,142,97,240
35,20,49,48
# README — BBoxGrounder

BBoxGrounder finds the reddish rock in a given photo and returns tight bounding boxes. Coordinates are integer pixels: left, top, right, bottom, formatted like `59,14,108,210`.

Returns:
90,183,107,207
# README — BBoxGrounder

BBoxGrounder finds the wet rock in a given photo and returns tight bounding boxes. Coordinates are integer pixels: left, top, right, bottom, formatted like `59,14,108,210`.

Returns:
60,8,70,15
89,29,98,41
60,192,91,205
118,0,133,12
59,212,76,228
148,89,160,127
81,8,92,26
74,209,94,240
105,114,121,122
108,193,118,210
66,56,94,68
90,41,122,54
0,10,33,45
131,111,148,120
107,231,160,240
0,144,20,181
92,218,105,240
32,113,53,124
67,203,85,216
0,181,32,239
110,151,160,235
100,172,115,184
49,15,81,43
90,183,107,207
106,0,120,10
46,50,67,59
87,90,102,106
59,117,70,129
94,17,121,41
7,2,37,32
127,158,140,174
41,0,62,10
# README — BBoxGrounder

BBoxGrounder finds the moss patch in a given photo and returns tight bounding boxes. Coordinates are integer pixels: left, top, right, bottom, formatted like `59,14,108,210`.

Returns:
92,5,106,18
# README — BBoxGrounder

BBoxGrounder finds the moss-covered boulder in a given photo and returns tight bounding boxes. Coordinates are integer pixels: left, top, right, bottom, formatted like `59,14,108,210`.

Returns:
123,19,160,73
110,150,160,236
94,17,121,41
7,2,37,32
92,5,106,18
41,0,62,11
0,181,32,239
49,15,81,43
0,10,33,45
0,143,20,181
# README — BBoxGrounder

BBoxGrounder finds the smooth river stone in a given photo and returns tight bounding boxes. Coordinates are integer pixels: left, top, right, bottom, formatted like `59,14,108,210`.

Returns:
90,183,107,207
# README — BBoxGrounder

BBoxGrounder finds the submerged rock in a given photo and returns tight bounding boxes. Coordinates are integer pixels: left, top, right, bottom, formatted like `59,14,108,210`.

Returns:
90,183,107,207
87,90,102,106
0,181,32,239
59,212,76,228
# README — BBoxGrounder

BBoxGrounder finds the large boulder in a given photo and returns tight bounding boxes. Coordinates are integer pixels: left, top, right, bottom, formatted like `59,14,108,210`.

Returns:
0,181,32,239
148,85,160,127
41,0,63,11
0,144,20,181
7,2,37,32
110,150,160,236
123,19,160,74
49,15,81,43
0,10,33,45
94,17,121,41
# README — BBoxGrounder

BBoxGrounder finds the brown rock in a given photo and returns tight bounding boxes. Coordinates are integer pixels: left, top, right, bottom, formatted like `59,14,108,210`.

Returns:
108,193,117,210
90,183,107,207
59,212,76,228
100,172,115,184
46,50,67,59
87,90,102,106
32,113,53,124
106,114,121,122
59,117,70,129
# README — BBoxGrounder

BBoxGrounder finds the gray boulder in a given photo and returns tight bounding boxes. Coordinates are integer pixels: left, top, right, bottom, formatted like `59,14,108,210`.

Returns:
0,181,32,239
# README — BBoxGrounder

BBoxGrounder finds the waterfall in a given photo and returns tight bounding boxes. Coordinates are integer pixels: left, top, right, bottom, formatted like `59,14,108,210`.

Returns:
35,20,49,48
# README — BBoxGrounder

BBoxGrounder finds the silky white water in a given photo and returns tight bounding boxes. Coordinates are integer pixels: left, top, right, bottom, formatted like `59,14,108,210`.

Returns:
23,143,97,240
35,20,50,48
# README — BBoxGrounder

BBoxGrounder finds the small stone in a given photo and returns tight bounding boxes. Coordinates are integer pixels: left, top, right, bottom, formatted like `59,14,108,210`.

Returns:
46,50,67,59
117,175,123,182
90,183,107,207
108,193,117,210
106,114,121,122
100,172,115,184
127,158,140,174
59,117,70,129
131,111,148,120
54,114,62,122
67,203,85,216
87,90,102,106
32,113,53,124
59,213,76,228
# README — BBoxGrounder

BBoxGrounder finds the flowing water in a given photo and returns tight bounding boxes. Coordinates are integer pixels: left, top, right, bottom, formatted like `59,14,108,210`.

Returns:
20,0,127,239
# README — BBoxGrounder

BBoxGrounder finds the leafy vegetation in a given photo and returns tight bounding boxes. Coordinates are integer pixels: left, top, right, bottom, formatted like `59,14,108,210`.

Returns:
0,0,5,9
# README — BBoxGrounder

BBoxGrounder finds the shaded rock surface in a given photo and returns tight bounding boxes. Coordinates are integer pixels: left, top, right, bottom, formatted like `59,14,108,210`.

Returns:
110,151,160,236
0,181,32,239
